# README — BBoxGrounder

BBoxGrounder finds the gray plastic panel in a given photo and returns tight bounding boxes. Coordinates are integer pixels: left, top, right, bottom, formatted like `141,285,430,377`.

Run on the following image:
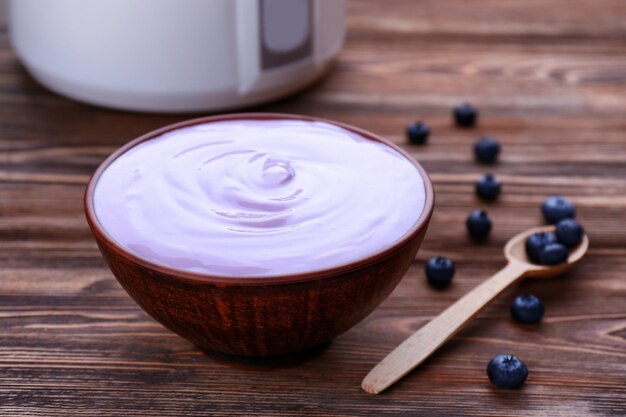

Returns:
260,0,312,70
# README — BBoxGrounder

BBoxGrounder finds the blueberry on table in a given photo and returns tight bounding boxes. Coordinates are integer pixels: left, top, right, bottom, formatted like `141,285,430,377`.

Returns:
525,232,558,264
487,354,528,389
542,195,575,224
475,174,501,200
539,242,569,265
510,294,544,324
474,137,501,164
425,256,455,289
555,218,584,248
453,103,478,127
466,209,492,240
406,121,430,145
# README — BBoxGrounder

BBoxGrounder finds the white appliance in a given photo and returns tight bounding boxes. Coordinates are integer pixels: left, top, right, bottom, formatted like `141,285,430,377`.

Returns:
7,0,345,113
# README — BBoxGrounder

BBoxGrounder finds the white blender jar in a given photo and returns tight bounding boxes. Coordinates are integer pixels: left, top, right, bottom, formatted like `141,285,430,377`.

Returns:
7,0,345,113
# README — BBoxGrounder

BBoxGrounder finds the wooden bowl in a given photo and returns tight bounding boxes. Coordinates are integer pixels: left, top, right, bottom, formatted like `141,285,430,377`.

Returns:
84,113,434,356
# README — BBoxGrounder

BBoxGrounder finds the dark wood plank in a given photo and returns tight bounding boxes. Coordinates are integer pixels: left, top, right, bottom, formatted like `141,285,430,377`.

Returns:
1,0,625,415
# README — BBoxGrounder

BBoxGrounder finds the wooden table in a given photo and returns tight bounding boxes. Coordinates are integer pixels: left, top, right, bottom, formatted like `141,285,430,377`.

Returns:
1,1,625,415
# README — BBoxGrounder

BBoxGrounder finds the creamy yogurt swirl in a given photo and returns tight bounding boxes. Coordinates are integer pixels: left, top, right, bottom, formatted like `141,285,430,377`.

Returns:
94,119,425,277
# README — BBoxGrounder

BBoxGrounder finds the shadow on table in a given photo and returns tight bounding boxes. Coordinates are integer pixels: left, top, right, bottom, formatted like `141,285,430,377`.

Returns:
198,342,332,371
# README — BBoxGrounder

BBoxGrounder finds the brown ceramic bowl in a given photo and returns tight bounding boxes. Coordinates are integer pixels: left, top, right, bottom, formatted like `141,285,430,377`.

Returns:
84,113,434,356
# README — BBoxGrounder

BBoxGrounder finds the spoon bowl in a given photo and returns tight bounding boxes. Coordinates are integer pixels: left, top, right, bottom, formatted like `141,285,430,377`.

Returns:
505,225,589,278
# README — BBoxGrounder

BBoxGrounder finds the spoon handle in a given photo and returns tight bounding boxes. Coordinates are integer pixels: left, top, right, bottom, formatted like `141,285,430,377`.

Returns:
362,261,528,394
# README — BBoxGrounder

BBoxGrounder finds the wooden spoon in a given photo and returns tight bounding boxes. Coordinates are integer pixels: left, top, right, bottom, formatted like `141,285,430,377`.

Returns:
362,226,589,394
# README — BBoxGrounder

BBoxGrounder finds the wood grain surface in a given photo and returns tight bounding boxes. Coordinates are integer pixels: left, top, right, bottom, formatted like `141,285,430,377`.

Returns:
1,0,625,416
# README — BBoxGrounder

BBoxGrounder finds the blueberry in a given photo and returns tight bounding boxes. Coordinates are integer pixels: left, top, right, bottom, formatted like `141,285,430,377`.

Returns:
406,121,430,145
453,103,478,127
425,256,455,289
555,219,584,248
539,243,569,265
475,174,501,200
474,137,501,164
542,196,575,224
466,209,492,240
511,294,544,324
525,232,558,264
487,354,528,389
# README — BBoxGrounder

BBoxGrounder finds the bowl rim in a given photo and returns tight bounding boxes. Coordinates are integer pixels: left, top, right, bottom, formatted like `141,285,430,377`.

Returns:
84,113,435,286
